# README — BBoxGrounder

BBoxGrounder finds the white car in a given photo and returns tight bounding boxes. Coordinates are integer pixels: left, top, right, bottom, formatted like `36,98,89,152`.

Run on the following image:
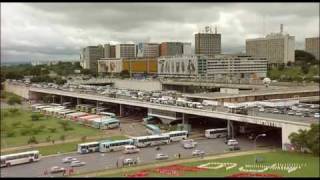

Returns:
123,158,138,165
70,160,86,167
62,157,77,163
295,112,303,116
155,153,169,160
258,108,265,112
50,166,66,173
314,113,320,118
287,111,295,115
192,150,205,156
227,139,239,146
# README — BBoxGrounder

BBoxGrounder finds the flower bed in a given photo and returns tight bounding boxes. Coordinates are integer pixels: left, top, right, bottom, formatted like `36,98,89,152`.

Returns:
227,172,282,178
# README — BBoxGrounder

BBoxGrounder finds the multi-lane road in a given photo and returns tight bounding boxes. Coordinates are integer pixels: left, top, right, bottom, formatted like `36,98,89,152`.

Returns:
1,137,273,177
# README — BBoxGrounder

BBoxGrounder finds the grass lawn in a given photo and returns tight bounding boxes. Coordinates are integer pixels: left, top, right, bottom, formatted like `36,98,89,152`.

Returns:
2,135,127,156
0,108,107,148
104,151,319,177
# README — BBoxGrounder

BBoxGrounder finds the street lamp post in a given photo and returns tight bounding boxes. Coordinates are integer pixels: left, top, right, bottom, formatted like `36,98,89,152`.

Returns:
254,133,266,163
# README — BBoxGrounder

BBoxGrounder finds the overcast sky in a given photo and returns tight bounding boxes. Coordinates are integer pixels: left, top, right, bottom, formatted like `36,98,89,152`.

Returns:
1,3,319,63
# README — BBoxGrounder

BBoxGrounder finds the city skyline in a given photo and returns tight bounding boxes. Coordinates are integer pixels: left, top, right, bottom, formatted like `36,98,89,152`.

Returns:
1,3,319,63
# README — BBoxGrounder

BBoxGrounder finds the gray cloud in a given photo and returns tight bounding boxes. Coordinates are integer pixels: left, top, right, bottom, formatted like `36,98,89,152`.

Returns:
1,3,319,63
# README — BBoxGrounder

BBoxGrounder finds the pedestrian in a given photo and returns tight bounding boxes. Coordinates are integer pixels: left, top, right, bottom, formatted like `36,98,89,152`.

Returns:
116,160,119,168
44,169,48,176
178,153,181,159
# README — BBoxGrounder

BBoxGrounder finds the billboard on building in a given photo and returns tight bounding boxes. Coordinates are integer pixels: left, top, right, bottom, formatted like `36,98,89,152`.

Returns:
98,59,122,73
158,56,198,76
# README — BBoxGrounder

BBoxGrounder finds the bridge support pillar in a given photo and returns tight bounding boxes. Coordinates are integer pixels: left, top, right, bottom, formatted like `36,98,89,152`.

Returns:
227,120,234,138
77,98,81,105
182,113,188,125
119,104,123,117
60,96,63,104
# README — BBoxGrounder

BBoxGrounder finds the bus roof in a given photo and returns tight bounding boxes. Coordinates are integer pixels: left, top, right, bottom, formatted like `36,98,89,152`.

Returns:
205,128,228,131
165,130,188,135
100,139,132,145
134,134,169,139
1,150,39,158
78,141,99,146
145,124,160,131
101,118,119,124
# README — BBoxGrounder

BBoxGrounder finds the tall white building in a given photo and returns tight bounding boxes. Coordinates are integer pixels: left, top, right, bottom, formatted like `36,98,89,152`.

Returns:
182,42,192,55
246,24,295,66
116,44,136,58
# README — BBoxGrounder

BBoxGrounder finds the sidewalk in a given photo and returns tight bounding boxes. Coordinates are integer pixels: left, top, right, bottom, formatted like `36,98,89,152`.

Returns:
73,148,275,177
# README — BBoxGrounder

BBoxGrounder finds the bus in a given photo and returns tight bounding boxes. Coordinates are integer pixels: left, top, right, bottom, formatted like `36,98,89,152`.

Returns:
100,118,120,130
132,134,170,148
0,150,40,167
77,142,100,154
99,112,116,118
205,128,228,139
164,131,188,142
145,124,161,135
99,139,134,152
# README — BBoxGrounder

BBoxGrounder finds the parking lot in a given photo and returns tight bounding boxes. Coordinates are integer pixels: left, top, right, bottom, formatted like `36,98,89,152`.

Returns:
0,137,273,177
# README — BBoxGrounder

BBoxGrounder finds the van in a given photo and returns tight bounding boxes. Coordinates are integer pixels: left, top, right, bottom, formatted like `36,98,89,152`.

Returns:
123,145,140,154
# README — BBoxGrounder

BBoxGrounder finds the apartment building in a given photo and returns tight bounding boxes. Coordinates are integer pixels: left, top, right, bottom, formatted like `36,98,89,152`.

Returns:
305,37,320,60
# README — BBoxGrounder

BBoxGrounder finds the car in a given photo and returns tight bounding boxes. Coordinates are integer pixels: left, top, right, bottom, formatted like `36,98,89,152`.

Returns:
50,166,66,173
70,160,86,167
229,145,241,151
123,158,138,166
287,111,295,115
314,113,320,118
295,112,303,116
181,139,197,149
272,109,280,114
227,139,239,146
62,156,77,163
156,153,169,160
258,108,265,112
192,150,205,156
224,137,232,144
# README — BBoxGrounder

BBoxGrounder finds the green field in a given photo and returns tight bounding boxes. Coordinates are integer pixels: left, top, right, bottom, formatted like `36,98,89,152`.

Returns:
0,108,106,148
2,135,127,156
104,151,319,177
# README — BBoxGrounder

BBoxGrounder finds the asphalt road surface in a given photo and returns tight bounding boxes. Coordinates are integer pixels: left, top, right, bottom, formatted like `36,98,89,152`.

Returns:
0,137,271,177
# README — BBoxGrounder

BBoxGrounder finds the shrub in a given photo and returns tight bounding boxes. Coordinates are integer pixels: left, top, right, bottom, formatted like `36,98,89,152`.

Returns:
81,136,87,142
60,134,65,141
20,128,31,136
48,128,57,133
12,122,22,128
46,136,52,142
8,108,19,115
6,131,16,137
7,96,21,105
3,112,9,117
31,113,41,121
27,136,38,144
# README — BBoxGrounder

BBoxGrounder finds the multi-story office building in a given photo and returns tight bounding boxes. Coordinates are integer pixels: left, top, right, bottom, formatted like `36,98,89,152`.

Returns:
195,26,221,56
305,37,320,60
160,42,184,56
158,55,267,80
103,44,116,58
246,24,295,66
80,45,104,71
116,44,136,58
136,43,160,57
200,55,268,80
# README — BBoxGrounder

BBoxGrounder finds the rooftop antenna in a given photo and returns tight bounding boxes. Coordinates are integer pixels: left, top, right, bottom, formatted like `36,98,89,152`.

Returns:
280,24,283,34
263,15,266,36
215,25,217,34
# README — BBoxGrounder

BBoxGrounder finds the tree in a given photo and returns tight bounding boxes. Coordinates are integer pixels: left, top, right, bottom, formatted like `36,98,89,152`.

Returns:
27,136,38,144
289,124,320,155
120,70,130,78
295,50,317,66
48,127,57,133
46,136,52,142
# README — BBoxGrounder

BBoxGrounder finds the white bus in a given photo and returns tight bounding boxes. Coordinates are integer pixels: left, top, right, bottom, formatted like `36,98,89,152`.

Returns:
99,139,134,152
77,142,100,154
164,131,188,142
205,128,228,139
132,134,170,148
0,150,41,167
